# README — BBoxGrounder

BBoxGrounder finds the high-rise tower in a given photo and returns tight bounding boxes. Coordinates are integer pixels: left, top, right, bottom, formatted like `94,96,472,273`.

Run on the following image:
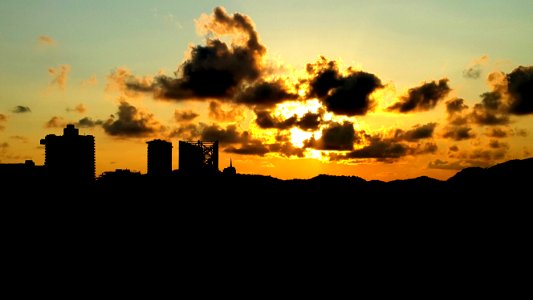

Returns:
146,139,173,175
40,124,95,183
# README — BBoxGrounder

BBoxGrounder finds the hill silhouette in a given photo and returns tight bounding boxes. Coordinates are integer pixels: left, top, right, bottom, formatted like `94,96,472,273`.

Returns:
2,157,531,201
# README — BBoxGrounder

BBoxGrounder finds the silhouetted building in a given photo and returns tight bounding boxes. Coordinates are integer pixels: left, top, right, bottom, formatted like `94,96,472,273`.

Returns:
146,139,172,176
0,160,45,182
178,140,219,174
223,159,236,175
40,124,95,183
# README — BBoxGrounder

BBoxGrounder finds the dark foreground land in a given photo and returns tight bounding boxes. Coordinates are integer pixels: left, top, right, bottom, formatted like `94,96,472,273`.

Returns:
3,157,531,202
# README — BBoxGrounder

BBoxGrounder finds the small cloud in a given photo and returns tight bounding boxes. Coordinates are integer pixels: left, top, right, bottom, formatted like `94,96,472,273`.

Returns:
77,117,103,128
442,125,476,141
174,109,199,122
81,75,98,87
463,55,489,79
10,135,28,143
103,101,164,137
208,101,244,122
66,104,86,114
48,64,71,90
44,116,66,128
38,35,56,46
12,105,31,113
0,114,7,130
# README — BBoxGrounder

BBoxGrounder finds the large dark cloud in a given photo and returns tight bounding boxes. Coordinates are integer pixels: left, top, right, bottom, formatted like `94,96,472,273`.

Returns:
304,122,359,150
12,106,31,113
469,90,510,125
388,79,451,113
506,66,533,115
235,80,298,107
394,123,437,141
127,7,265,101
103,101,163,137
306,58,383,116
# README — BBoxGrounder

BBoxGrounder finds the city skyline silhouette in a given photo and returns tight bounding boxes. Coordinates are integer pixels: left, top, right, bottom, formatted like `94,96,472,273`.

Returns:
1,2,532,182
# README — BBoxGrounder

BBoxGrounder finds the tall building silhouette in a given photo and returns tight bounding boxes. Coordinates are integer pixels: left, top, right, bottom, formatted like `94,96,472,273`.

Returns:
146,139,172,175
178,140,218,174
40,124,95,183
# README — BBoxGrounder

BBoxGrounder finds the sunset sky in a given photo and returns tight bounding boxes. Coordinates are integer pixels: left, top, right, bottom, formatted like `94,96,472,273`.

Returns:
1,0,532,181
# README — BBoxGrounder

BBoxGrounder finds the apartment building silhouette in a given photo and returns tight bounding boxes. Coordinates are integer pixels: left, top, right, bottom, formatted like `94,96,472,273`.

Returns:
146,139,172,175
40,124,95,183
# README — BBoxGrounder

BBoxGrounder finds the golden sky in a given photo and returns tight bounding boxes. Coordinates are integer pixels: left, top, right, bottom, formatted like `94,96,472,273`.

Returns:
1,1,532,181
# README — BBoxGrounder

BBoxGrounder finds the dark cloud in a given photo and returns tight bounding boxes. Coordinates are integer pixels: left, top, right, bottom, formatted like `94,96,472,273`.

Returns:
341,137,409,160
235,80,298,107
131,7,265,101
304,122,359,150
268,142,305,158
44,116,66,128
469,148,507,161
442,126,475,141
489,140,508,149
388,79,451,113
208,101,244,121
168,124,201,140
449,145,459,152
428,159,465,170
394,123,437,141
485,128,508,138
225,141,269,156
200,124,248,144
446,98,468,114
416,142,438,154
470,93,510,125
255,110,297,130
12,106,31,113
463,67,482,79
306,57,383,116
103,101,163,137
255,109,323,131
77,117,103,128
297,111,323,131
174,109,199,122
506,66,533,115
